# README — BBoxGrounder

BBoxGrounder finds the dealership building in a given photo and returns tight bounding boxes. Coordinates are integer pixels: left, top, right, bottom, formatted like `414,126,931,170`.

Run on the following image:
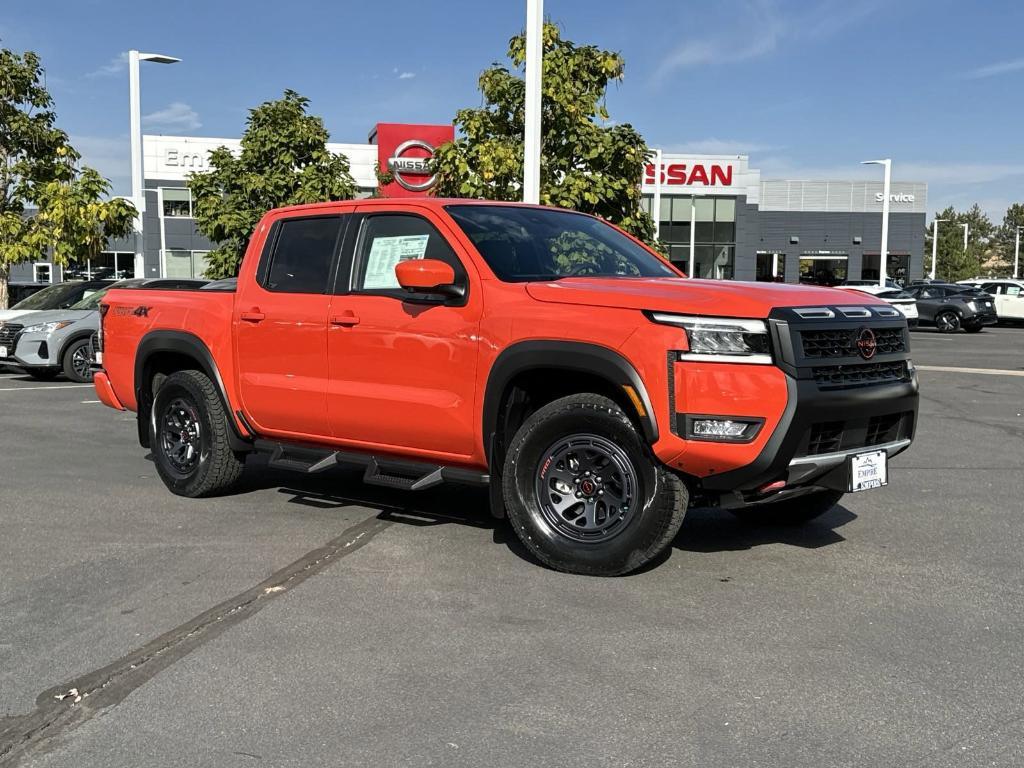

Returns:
11,124,927,288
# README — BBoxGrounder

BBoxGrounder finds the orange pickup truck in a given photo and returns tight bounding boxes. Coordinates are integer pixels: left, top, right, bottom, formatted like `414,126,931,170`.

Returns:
94,199,918,575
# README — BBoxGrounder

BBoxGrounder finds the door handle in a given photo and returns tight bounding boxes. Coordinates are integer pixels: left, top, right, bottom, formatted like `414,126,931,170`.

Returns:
240,311,265,323
330,313,360,327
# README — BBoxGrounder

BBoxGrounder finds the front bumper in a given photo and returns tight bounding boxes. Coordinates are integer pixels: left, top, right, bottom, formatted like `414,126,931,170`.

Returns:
10,330,57,369
659,305,919,495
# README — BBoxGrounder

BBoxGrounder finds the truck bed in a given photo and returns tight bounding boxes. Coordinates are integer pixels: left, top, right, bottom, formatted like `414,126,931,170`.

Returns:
101,286,237,413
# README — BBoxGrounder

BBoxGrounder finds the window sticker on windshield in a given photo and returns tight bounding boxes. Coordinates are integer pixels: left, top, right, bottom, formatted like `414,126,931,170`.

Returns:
363,234,430,289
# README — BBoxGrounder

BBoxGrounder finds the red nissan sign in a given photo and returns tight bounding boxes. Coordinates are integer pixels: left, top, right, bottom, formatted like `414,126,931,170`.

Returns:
644,162,734,187
371,123,455,197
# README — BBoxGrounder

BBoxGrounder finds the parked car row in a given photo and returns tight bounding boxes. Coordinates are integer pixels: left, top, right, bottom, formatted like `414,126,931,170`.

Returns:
838,281,1006,334
0,279,210,382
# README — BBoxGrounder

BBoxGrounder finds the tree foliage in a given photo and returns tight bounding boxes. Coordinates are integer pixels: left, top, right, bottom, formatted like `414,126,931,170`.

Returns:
431,23,655,245
0,47,134,308
189,90,358,279
994,202,1024,277
924,204,1000,282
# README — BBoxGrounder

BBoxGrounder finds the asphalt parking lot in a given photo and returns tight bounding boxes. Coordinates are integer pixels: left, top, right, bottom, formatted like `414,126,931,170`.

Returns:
2,327,1023,768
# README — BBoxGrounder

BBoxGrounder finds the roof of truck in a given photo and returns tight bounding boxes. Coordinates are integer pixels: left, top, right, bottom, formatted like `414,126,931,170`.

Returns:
270,198,586,215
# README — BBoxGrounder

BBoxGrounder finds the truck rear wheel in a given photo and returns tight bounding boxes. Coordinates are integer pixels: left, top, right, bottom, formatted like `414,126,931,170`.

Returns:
503,394,687,576
150,369,246,498
730,488,844,525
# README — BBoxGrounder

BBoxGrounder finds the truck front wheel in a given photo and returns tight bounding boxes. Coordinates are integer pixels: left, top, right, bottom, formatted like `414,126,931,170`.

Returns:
503,394,687,576
730,488,844,525
150,369,246,498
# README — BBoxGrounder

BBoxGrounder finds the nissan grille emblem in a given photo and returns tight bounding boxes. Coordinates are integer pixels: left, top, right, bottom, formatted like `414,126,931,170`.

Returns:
855,327,878,360
387,139,437,192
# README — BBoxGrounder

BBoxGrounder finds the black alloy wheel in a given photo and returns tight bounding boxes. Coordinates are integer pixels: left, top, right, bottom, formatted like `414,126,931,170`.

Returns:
935,310,961,333
160,397,204,475
62,338,94,383
534,434,638,543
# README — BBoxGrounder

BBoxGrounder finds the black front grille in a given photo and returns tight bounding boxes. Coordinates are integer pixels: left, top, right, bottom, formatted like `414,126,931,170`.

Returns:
798,410,914,456
807,422,844,454
801,326,906,359
813,360,910,389
0,323,23,350
866,413,903,446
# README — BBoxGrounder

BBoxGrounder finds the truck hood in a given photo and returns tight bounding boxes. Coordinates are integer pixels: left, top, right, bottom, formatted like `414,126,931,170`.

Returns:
524,277,886,318
10,309,95,328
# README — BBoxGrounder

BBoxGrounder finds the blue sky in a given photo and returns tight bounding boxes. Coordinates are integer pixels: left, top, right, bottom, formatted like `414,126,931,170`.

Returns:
4,0,1023,220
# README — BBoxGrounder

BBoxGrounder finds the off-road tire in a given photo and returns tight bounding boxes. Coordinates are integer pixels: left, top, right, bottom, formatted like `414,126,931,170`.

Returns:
150,369,246,498
730,488,845,525
503,393,687,576
61,338,94,383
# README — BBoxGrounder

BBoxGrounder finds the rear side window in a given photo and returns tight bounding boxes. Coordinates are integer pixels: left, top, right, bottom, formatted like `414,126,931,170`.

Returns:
351,214,464,293
264,216,343,293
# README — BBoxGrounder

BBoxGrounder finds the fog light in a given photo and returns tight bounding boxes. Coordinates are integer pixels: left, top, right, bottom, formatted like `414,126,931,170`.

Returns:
682,415,764,443
693,419,748,437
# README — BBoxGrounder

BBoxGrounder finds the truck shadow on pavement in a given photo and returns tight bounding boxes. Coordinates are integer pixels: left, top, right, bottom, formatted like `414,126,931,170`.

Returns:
226,459,856,568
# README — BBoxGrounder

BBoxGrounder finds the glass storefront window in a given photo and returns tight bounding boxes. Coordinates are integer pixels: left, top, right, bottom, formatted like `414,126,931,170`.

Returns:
756,252,785,282
162,188,192,218
644,193,736,280
164,250,209,279
694,198,714,242
799,255,848,286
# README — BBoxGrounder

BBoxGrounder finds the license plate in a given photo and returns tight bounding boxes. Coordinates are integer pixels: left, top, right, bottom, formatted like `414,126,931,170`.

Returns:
0,346,6,358
850,450,887,492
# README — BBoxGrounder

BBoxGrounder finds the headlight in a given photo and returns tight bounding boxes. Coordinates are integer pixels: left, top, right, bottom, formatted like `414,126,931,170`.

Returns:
22,320,74,334
649,313,772,364
966,300,977,311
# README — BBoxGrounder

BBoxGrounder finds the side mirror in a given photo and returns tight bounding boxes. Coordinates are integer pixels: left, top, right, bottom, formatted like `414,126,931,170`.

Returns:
395,259,463,299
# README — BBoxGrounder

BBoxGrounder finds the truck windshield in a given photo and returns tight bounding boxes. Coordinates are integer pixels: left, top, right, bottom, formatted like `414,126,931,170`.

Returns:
445,205,678,282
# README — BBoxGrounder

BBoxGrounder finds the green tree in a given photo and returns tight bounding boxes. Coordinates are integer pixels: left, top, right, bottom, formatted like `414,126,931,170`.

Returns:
432,23,655,245
924,205,996,282
189,90,358,279
0,47,134,308
994,202,1024,277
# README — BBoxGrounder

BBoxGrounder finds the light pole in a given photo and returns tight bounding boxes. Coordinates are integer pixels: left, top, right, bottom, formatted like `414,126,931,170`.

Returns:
522,0,543,204
1015,226,1021,280
129,50,180,278
862,159,891,288
930,217,945,281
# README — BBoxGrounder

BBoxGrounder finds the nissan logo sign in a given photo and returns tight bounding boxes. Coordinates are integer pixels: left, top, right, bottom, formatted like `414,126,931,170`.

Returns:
855,327,878,360
387,139,437,192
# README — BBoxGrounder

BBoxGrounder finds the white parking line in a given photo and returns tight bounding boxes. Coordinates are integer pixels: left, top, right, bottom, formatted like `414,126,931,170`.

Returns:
0,384,95,392
917,365,1024,377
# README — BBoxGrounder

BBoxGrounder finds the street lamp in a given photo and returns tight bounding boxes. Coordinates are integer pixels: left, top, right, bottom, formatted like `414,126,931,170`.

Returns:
522,0,543,204
1015,226,1021,280
930,217,946,281
862,159,891,288
129,50,180,278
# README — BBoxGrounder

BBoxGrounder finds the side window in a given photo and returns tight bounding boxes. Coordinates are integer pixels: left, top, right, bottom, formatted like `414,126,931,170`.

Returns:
352,214,464,293
1007,285,1022,297
264,216,343,294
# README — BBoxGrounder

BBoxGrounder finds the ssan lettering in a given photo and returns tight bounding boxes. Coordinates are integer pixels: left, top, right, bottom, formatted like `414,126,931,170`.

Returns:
645,163,734,186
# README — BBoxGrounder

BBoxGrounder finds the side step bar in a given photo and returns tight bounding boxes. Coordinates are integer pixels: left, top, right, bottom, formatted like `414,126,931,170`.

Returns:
255,439,490,490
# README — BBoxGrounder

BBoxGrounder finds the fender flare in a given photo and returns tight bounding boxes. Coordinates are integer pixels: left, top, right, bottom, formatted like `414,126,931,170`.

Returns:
55,329,97,364
481,340,659,464
134,330,250,451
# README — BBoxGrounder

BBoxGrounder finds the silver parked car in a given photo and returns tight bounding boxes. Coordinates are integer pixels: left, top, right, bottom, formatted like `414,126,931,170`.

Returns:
1,278,206,382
